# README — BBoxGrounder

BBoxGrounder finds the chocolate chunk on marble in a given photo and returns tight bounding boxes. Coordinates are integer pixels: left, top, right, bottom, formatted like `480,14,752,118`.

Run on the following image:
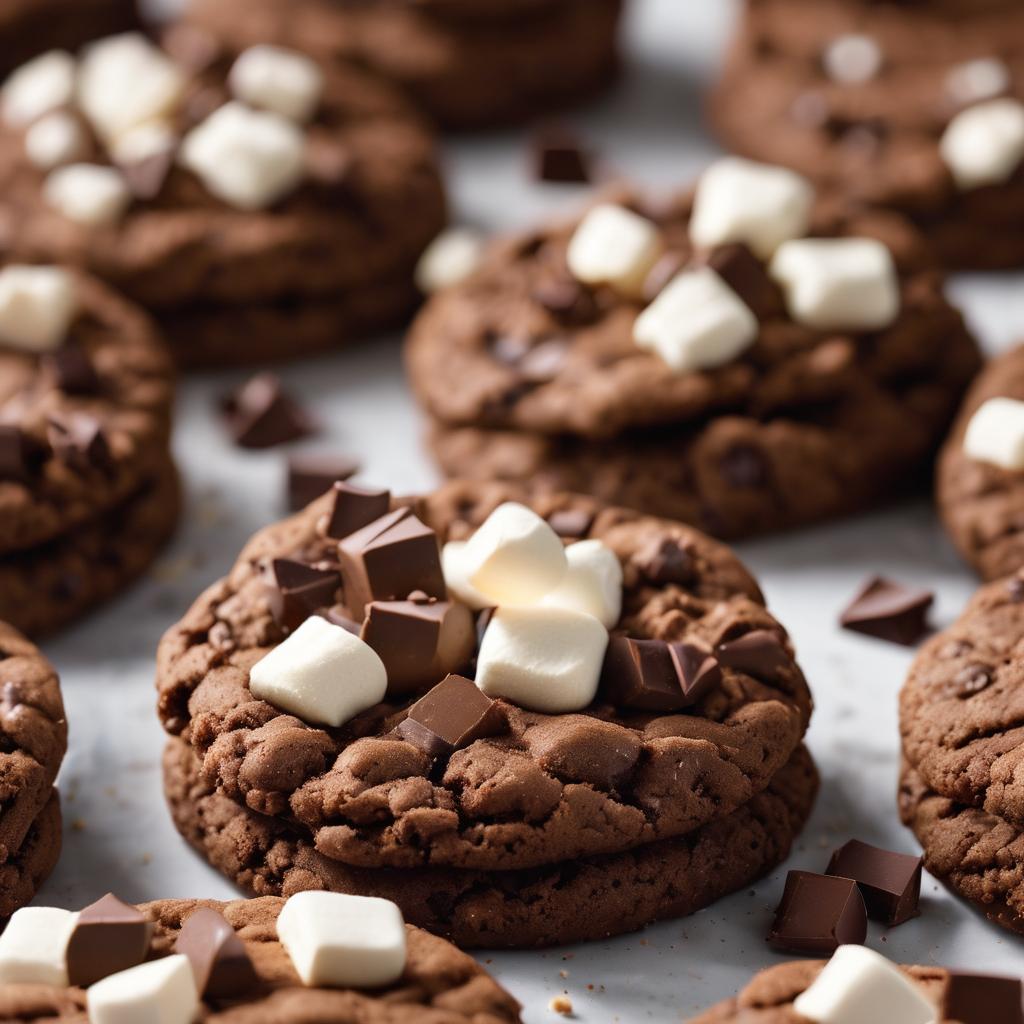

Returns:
324,482,391,540
397,674,505,758
66,893,153,988
287,453,360,511
222,374,316,450
532,127,592,184
767,871,867,955
826,839,923,926
840,576,934,646
174,906,258,999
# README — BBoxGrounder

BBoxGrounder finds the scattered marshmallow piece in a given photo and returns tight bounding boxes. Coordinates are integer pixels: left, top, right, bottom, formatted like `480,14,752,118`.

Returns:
940,97,1024,190
823,34,883,84
229,45,324,123
87,954,199,1024
180,101,306,210
24,110,87,169
1,50,76,127
963,397,1024,469
946,57,1011,107
541,540,623,628
633,266,757,372
441,541,492,611
249,615,386,727
277,892,406,989
793,946,936,1024
462,502,567,606
475,606,609,712
690,157,814,259
769,237,899,331
415,228,484,294
44,163,131,226
0,265,78,352
0,907,78,985
566,203,663,298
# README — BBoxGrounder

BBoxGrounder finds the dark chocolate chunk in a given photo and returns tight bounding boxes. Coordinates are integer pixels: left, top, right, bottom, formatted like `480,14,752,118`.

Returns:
826,839,922,926
266,559,341,633
547,508,594,539
42,347,101,396
700,243,783,319
221,373,317,450
669,641,722,704
174,907,258,999
717,630,790,680
397,674,504,758
532,127,592,184
287,452,360,511
840,576,934,646
532,277,598,326
0,426,48,483
324,481,390,540
47,412,111,472
947,663,994,699
119,146,175,201
636,537,694,585
600,637,686,712
66,893,153,987
766,871,867,955
942,973,1023,1024
318,605,361,634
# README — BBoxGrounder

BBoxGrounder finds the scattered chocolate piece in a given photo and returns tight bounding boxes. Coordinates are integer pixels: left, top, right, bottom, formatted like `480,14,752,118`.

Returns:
42,347,101,396
670,641,723,704
324,481,390,540
47,412,111,472
942,972,1023,1024
66,893,154,987
547,508,594,539
600,637,686,711
174,907,258,999
287,452,360,511
637,537,694,585
826,839,922,926
119,147,175,201
700,243,784,319
397,674,505,758
532,126,592,184
221,373,317,450
0,426,48,483
717,630,790,680
266,559,341,633
767,871,867,955
840,576,934,646
532,276,598,326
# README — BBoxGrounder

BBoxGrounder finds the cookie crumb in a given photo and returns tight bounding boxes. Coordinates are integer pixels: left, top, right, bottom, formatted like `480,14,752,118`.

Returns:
549,995,573,1016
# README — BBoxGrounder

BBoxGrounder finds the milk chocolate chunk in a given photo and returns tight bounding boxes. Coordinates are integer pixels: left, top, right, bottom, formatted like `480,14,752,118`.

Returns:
66,893,153,987
397,674,504,758
532,276,598,327
324,482,391,540
717,630,790,680
47,412,111,472
941,972,1023,1024
221,373,316,450
175,907,258,999
670,641,722,704
599,637,685,711
0,426,48,482
826,839,923,926
636,538,694,585
700,243,784,319
267,559,341,633
840,576,934,646
287,453,360,511
42,347,101,396
767,871,867,955
533,127,591,184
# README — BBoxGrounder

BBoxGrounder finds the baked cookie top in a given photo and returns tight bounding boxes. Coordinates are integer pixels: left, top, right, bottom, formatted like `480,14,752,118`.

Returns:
156,478,812,871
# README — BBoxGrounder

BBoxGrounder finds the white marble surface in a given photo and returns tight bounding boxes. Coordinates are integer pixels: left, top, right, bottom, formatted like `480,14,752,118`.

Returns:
34,1,1024,1021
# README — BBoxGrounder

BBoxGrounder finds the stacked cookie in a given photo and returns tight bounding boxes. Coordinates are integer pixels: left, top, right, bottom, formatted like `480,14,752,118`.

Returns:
157,477,816,948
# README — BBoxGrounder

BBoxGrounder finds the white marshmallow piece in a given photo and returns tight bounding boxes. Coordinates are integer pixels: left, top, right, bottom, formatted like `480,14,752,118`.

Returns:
415,228,485,294
769,237,899,331
475,606,609,713
0,906,78,985
822,34,883,85
541,540,623,628
24,110,87,169
0,265,78,352
110,121,176,165
462,502,567,607
941,97,1024,190
946,57,1011,107
441,541,492,611
87,954,199,1024
963,397,1024,469
45,163,131,227
249,615,387,728
180,101,306,210
690,157,814,259
229,45,324,123
2,50,76,127
277,892,407,989
566,203,663,298
633,266,757,372
793,946,936,1024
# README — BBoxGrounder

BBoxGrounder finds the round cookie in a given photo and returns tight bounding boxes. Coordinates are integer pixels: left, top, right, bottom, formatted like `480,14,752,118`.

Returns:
0,790,61,919
164,736,818,949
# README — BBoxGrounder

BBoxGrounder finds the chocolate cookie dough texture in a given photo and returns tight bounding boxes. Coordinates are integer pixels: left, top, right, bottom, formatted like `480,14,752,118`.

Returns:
0,264,179,637
406,158,981,539
0,29,446,367
183,0,625,130
711,0,1024,269
157,478,817,947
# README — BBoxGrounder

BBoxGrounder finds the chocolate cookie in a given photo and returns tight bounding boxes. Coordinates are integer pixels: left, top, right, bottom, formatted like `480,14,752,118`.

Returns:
0,790,61,919
164,736,818,949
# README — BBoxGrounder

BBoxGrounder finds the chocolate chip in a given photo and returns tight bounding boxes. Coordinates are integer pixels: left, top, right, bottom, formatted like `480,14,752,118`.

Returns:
174,907,258,999
840,576,934,646
397,674,504,758
532,277,598,326
826,839,922,926
766,871,867,955
636,537,694,586
66,893,153,987
720,445,768,488
716,630,791,681
221,373,317,450
42,346,100,396
0,426,48,483
532,127,592,184
600,637,687,711
941,973,1023,1024
119,147,175,201
547,508,594,539
669,641,722,704
324,481,391,540
699,243,783,319
949,663,993,699
266,559,341,633
287,452,360,511
47,412,111,472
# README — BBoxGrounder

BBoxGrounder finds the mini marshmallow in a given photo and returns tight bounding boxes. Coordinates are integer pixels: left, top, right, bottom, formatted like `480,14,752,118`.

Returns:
689,157,814,259
462,502,567,606
44,163,131,227
180,101,306,210
87,954,199,1024
248,615,387,727
822,34,883,84
0,265,78,352
415,228,485,294
0,907,78,985
946,57,1011,106
633,266,757,372
441,541,492,611
963,396,1024,469
276,892,406,989
228,45,324,123
475,606,609,713
541,540,623,628
941,97,1024,190
2,50,76,127
769,237,899,331
792,946,936,1024
566,203,663,298
24,110,87,169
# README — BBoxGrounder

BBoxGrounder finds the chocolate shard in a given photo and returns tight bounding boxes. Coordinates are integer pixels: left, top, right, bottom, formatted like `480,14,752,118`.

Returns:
266,558,341,633
546,508,594,539
397,673,505,758
716,629,791,681
636,537,694,586
324,481,391,540
287,453,360,511
221,373,317,450
42,346,101,396
174,906,258,999
532,127,592,184
941,972,1023,1024
699,243,784,320
47,411,111,473
66,893,154,987
599,636,686,712
766,871,867,955
669,641,722,704
840,576,934,646
826,839,922,926
0,425,49,483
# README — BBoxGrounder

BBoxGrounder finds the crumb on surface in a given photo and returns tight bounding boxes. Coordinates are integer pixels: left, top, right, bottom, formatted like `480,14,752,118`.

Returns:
550,994,573,1016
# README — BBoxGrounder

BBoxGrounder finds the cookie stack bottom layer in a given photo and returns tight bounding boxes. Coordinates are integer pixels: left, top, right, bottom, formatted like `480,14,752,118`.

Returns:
0,792,61,919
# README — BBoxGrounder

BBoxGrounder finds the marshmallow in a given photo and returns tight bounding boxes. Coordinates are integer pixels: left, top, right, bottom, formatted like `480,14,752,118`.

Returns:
441,541,492,611
276,892,406,989
946,57,1011,107
24,110,87,169
769,237,899,331
566,203,663,298
180,101,306,210
963,397,1024,469
249,615,387,727
541,540,623,628
462,502,567,606
0,265,78,352
110,121,176,164
414,228,485,294
87,955,199,1024
229,45,324,123
475,606,609,712
633,266,757,372
2,50,76,127
690,157,814,259
822,34,883,84
941,97,1024,190
793,946,936,1024
0,907,78,985
44,163,131,227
